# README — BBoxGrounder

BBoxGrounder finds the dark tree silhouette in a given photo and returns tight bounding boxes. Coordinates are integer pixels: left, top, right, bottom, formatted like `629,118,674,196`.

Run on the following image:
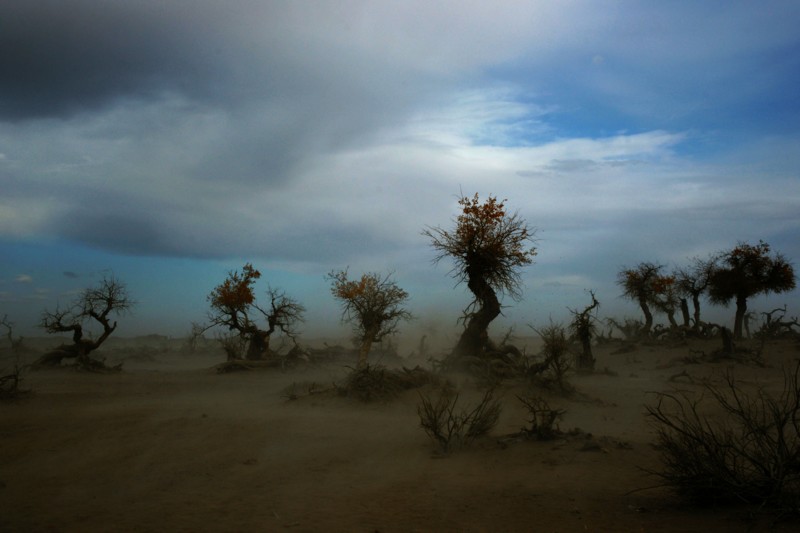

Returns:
569,291,599,370
617,262,664,335
424,193,537,359
674,256,717,330
207,263,305,360
328,269,411,368
1,315,23,351
651,274,681,329
35,275,133,369
708,241,796,339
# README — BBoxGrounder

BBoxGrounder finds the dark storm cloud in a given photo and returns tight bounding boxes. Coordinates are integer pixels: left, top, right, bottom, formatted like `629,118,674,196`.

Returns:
0,1,436,126
0,1,237,120
52,209,168,256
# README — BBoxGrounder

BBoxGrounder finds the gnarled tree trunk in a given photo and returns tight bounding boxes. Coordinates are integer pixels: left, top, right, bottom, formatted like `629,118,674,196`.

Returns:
454,269,501,359
691,293,702,329
577,336,594,370
680,298,691,328
35,324,115,370
246,329,269,360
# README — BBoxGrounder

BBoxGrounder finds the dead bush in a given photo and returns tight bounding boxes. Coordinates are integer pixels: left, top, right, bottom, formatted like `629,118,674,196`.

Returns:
531,322,574,394
516,394,565,440
338,364,443,402
646,361,800,513
0,356,29,401
281,381,333,401
417,388,502,453
1,316,30,400
215,331,247,361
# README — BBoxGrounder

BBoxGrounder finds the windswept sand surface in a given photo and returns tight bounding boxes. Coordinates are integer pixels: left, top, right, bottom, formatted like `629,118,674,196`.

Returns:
2,338,799,532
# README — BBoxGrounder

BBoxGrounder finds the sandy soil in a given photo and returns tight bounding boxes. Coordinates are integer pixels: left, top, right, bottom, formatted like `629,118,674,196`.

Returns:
1,336,799,532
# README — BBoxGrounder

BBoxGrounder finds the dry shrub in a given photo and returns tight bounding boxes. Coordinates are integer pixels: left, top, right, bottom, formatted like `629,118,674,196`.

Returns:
647,362,800,513
0,359,28,400
417,388,502,453
607,317,645,341
338,364,443,402
281,381,332,401
215,332,247,361
516,394,565,440
533,322,574,394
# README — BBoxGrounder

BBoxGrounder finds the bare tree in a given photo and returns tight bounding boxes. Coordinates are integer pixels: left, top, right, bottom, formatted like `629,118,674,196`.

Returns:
1,315,23,351
708,241,796,339
328,269,411,368
205,263,305,360
1,315,28,399
569,291,599,370
35,275,133,369
674,256,717,330
424,193,537,359
757,306,800,339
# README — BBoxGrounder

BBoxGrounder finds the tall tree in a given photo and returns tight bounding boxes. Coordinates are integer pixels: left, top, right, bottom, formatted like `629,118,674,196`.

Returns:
708,241,796,339
424,193,537,359
207,263,305,360
328,269,411,368
617,262,663,335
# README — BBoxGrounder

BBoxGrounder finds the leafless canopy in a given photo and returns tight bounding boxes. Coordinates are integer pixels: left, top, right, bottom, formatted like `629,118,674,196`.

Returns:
674,256,716,299
257,287,306,341
40,275,133,343
674,256,717,327
1,314,23,350
36,275,133,368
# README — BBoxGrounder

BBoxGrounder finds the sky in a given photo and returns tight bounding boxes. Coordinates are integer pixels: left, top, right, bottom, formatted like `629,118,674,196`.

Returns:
1,1,799,344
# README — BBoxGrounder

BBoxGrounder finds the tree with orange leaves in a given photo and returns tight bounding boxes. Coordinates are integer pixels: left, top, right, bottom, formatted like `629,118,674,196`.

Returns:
207,263,305,360
328,269,411,368
708,241,796,339
423,193,537,359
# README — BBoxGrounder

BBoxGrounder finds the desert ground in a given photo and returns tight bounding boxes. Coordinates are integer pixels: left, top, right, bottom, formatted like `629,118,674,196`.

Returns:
1,334,799,532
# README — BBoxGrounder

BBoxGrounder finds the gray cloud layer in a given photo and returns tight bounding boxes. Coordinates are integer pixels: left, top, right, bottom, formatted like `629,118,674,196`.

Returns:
1,1,799,304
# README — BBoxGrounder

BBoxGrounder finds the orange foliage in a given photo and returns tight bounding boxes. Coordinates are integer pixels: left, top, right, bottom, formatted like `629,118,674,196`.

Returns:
652,275,676,295
209,263,261,310
729,241,770,263
455,193,536,267
333,274,378,302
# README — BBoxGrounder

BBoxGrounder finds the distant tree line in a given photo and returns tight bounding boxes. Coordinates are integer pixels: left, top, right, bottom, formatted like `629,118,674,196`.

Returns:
618,240,795,340
15,193,797,371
